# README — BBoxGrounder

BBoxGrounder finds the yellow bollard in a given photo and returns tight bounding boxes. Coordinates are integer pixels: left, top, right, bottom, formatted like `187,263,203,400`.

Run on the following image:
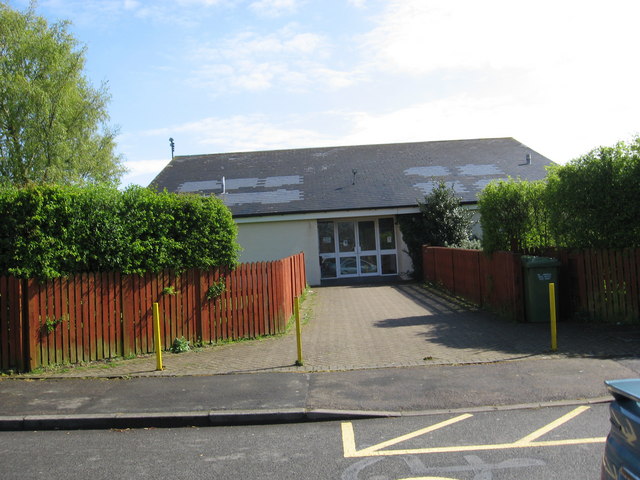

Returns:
153,302,164,371
294,297,303,366
549,283,557,352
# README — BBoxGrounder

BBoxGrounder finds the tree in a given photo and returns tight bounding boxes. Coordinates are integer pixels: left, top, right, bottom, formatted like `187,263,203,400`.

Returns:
546,136,640,248
477,136,640,253
398,181,474,278
0,2,125,186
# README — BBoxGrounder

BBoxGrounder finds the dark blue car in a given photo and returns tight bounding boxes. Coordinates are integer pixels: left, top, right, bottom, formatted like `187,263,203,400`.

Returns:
602,379,640,480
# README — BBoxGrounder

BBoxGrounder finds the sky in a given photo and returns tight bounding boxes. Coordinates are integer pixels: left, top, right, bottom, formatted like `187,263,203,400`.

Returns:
11,0,640,187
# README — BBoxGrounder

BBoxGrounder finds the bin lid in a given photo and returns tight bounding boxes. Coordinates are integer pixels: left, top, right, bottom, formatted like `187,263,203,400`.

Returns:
521,255,562,267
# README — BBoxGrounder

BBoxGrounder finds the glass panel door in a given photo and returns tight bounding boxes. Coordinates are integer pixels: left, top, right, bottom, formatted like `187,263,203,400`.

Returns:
318,217,398,279
358,220,378,275
337,222,355,252
358,221,376,251
318,221,335,254
378,217,397,274
337,221,357,276
378,218,396,250
318,221,337,278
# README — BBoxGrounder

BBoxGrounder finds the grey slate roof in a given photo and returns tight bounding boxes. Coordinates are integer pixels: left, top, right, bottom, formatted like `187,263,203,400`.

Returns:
149,137,554,217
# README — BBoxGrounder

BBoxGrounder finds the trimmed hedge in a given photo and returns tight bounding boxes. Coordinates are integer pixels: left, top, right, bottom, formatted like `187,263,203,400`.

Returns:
477,178,551,253
546,139,640,249
477,136,640,252
0,184,239,279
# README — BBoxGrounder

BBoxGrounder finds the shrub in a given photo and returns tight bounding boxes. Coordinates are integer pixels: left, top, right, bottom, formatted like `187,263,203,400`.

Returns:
170,336,190,353
478,136,640,252
546,138,640,248
0,184,239,278
478,178,551,253
399,181,474,278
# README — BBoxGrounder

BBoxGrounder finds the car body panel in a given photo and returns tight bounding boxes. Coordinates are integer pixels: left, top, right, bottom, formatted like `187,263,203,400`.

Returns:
602,379,640,480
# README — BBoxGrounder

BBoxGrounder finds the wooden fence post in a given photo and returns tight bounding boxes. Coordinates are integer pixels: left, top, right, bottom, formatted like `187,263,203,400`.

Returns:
121,274,135,358
14,278,26,372
25,278,40,371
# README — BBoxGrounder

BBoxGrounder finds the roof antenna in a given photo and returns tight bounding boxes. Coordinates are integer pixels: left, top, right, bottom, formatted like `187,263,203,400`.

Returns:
169,137,175,160
352,168,357,185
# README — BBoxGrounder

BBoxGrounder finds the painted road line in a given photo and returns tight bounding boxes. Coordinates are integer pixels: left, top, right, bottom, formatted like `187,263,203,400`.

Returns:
355,414,473,456
341,421,358,458
342,406,606,458
341,415,472,457
342,436,607,457
514,405,590,445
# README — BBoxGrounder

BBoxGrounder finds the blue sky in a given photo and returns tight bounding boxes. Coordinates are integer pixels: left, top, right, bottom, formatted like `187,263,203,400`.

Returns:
11,0,640,187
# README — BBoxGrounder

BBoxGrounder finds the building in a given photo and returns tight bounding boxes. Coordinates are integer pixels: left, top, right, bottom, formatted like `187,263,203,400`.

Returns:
150,137,554,285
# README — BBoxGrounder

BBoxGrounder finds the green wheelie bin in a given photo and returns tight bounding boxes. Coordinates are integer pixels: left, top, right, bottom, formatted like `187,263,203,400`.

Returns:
521,256,561,322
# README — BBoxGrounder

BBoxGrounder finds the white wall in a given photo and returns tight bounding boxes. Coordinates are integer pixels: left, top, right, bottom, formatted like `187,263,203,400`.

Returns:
471,209,483,239
235,214,416,285
235,219,321,285
396,227,413,279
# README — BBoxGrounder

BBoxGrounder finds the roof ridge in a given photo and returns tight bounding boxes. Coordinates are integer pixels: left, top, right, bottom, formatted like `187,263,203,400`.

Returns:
172,137,517,160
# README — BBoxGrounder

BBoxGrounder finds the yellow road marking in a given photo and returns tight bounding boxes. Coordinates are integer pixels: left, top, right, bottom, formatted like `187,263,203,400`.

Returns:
514,405,590,445
341,405,606,458
342,436,606,457
341,422,357,458
356,414,473,455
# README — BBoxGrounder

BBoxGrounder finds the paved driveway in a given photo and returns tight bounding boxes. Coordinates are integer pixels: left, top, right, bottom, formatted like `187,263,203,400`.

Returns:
21,283,640,378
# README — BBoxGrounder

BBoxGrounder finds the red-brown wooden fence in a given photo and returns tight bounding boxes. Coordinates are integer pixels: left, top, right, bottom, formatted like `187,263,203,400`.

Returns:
0,253,306,372
422,246,640,324
550,248,640,324
422,247,524,321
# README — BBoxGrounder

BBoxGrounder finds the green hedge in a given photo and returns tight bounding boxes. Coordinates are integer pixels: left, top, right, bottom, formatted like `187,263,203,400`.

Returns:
0,184,239,279
478,136,640,252
546,139,640,248
478,178,551,253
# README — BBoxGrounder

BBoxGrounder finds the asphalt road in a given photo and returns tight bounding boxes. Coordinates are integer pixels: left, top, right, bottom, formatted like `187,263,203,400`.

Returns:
0,403,610,479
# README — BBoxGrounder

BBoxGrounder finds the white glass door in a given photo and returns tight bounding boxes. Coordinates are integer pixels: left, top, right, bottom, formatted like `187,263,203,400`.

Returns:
356,220,378,276
337,221,358,277
318,218,398,279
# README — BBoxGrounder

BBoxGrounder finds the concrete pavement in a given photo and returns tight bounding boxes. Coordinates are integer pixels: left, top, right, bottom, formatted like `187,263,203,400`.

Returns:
1,282,639,430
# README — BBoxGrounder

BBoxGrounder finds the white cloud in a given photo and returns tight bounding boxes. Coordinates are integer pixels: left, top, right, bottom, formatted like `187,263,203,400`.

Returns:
122,0,140,10
120,158,172,187
347,0,367,7
125,158,171,176
249,0,301,17
343,0,640,162
331,89,639,164
188,26,360,93
363,0,640,75
142,114,331,153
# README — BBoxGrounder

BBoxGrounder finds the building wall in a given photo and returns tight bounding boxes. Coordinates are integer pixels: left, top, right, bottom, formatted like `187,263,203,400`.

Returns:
471,210,483,239
396,228,413,278
236,219,321,285
235,212,416,286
